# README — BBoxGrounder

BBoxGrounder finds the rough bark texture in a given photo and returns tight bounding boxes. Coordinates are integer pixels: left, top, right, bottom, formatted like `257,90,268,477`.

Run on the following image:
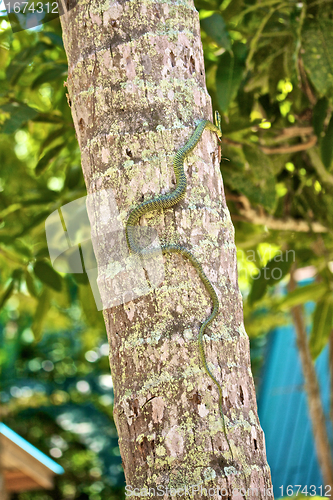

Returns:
289,271,333,489
59,0,273,496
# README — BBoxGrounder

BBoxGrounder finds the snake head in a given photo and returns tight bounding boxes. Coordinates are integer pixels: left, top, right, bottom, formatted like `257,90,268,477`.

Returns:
214,110,222,141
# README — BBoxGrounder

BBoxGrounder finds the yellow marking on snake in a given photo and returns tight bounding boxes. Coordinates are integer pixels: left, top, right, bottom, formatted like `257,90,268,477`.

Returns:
126,112,233,460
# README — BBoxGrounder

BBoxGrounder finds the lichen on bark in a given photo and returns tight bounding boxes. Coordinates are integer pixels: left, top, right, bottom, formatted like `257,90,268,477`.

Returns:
60,0,274,496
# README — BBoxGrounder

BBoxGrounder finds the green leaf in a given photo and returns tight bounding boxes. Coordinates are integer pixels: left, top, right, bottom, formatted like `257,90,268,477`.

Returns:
39,126,68,156
18,210,52,237
35,144,64,176
72,272,89,285
216,42,246,112
309,293,333,359
201,13,231,50
65,165,83,190
11,268,23,290
79,284,104,328
11,239,32,258
33,260,62,292
0,102,38,134
312,97,329,137
34,247,52,259
302,19,333,95
32,113,64,123
248,252,293,305
278,282,327,310
6,61,28,87
221,117,262,134
321,113,333,169
237,88,254,118
0,280,15,310
31,64,68,89
0,234,15,245
32,288,51,341
25,269,38,297
6,42,50,85
42,32,64,48
224,144,277,212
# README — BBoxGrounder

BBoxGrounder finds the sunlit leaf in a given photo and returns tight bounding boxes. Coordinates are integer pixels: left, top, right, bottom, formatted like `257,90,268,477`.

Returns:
0,102,38,134
309,294,333,359
278,282,327,310
79,284,104,328
6,42,50,85
0,280,15,310
302,19,333,95
248,253,293,305
35,144,64,175
216,44,246,112
201,13,231,50
18,210,52,237
39,126,68,155
32,287,51,340
31,64,68,89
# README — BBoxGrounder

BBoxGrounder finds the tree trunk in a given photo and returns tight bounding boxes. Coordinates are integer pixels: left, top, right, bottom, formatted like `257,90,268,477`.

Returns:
289,270,333,488
59,0,273,496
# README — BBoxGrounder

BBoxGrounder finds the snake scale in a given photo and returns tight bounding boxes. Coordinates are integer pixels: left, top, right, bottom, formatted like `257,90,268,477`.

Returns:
125,112,233,460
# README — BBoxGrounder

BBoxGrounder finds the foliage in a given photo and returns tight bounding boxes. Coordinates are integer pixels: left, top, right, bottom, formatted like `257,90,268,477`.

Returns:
0,0,333,498
0,15,124,500
199,0,333,364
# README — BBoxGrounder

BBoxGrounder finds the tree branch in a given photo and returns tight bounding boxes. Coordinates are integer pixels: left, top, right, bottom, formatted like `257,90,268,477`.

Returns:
298,57,317,105
289,269,333,488
307,149,333,187
272,126,314,142
227,194,328,233
260,135,317,154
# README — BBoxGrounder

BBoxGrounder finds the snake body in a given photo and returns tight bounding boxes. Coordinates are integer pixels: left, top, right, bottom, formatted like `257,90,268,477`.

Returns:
126,114,233,459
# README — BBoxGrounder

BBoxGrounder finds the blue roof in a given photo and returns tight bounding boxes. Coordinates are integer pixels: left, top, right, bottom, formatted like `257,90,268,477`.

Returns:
258,283,331,497
0,423,65,475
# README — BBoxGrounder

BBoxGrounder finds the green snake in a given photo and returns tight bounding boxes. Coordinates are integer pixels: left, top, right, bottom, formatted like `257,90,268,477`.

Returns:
125,112,233,460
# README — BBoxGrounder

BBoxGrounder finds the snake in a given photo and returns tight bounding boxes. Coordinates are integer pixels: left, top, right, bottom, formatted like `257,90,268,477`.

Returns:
125,112,233,460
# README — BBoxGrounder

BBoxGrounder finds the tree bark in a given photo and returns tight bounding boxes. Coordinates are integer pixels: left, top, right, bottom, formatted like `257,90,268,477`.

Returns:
289,270,333,488
59,0,273,496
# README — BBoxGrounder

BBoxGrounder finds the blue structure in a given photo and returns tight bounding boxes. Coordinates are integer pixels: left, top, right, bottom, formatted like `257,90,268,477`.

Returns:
0,423,64,475
258,311,332,497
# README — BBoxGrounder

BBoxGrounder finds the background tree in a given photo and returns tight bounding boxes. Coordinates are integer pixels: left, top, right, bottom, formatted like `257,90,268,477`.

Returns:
0,0,333,498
